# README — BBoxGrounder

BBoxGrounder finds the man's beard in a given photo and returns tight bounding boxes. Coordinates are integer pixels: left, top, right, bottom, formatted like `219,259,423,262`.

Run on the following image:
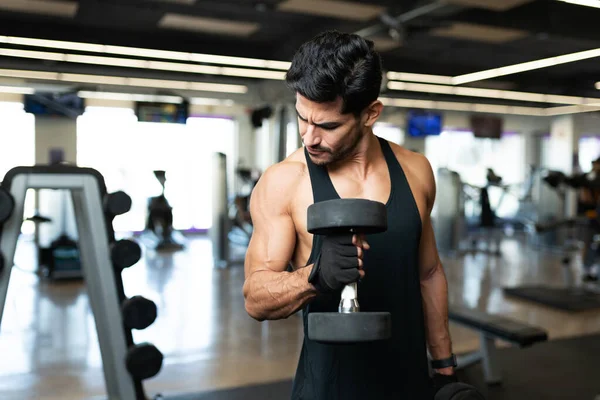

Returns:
309,125,363,167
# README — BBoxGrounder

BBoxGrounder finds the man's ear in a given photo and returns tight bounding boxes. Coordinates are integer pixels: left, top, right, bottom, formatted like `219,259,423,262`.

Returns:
363,100,383,127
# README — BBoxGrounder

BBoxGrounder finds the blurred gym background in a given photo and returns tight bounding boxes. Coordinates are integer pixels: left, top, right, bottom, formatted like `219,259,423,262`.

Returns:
1,0,600,399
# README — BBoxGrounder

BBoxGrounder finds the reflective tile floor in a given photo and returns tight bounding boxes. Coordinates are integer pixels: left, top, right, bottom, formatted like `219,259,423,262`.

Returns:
1,233,600,399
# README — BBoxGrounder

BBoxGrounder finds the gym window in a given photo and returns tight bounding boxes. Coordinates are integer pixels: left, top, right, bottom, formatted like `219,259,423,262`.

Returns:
77,107,237,233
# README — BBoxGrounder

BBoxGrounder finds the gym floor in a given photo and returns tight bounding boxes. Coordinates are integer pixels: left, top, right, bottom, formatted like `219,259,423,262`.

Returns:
1,233,600,399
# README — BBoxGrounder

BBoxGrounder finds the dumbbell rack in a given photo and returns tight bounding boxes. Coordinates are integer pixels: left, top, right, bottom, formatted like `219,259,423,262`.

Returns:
0,165,157,400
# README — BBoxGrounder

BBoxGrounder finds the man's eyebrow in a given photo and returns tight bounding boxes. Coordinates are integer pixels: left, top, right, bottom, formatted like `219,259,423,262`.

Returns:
295,109,343,127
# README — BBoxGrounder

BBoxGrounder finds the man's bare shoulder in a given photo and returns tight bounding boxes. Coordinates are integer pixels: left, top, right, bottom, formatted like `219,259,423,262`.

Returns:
387,141,433,176
266,147,308,184
386,141,435,199
252,149,308,209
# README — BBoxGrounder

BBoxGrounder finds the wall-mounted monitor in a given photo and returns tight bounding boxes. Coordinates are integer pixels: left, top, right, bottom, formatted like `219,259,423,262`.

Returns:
136,101,189,124
406,110,443,137
470,114,503,139
24,92,84,118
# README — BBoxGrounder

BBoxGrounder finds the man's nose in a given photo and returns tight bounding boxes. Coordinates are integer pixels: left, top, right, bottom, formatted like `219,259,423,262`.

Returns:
302,124,320,147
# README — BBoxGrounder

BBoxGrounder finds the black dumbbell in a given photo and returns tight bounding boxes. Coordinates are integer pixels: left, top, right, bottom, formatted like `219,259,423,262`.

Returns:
306,198,391,343
104,191,132,217
435,382,485,400
122,296,158,330
0,186,15,225
111,239,142,270
126,343,163,381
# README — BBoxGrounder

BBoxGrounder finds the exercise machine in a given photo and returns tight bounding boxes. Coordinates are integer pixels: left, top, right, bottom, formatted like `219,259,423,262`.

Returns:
503,170,600,312
37,189,82,279
142,170,185,252
227,166,260,246
434,165,544,257
211,152,230,268
434,167,507,256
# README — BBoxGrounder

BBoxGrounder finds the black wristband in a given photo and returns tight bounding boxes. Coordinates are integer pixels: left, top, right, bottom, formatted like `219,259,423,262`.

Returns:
430,354,457,369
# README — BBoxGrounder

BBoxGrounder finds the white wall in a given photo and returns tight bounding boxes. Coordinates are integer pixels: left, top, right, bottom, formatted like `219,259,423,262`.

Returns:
576,112,600,137
0,93,24,103
378,108,551,135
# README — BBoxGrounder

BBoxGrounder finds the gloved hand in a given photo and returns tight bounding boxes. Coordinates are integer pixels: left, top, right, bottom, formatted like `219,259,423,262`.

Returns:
307,233,366,292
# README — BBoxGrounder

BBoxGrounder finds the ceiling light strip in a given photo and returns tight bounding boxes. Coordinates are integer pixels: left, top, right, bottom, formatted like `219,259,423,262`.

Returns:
379,97,546,116
386,71,454,85
77,91,184,104
544,104,600,116
191,97,235,106
0,68,248,94
0,47,286,80
0,35,291,70
0,85,35,94
452,47,600,85
380,97,600,116
387,81,600,105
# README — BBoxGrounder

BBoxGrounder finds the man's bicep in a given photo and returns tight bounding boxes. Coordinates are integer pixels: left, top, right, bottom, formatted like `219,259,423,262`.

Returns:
415,153,441,277
244,184,297,276
419,213,442,280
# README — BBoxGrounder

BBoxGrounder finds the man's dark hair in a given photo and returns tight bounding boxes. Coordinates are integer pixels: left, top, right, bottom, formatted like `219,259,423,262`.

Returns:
285,30,383,117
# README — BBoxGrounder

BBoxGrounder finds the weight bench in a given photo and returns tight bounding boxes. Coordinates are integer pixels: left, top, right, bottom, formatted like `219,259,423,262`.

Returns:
449,306,548,385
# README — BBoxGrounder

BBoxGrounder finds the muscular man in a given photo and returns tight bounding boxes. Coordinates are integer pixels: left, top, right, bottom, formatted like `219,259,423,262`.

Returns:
243,31,455,399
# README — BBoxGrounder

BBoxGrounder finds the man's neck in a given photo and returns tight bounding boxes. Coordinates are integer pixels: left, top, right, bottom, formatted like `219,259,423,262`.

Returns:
329,131,381,180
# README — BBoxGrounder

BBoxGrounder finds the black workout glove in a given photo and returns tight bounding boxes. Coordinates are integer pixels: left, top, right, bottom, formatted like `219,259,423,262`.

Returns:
308,233,360,293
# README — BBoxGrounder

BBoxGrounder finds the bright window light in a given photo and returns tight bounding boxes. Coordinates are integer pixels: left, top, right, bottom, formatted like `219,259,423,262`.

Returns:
77,107,237,232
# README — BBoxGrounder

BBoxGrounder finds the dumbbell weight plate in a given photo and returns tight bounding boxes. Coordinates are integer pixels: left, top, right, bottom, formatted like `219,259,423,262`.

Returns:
122,296,158,330
126,343,163,381
308,311,392,344
105,191,132,216
307,198,387,235
0,187,15,225
434,382,485,400
111,239,142,269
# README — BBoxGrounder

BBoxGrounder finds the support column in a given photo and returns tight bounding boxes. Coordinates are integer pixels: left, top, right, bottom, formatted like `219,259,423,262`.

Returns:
35,116,79,245
548,115,580,217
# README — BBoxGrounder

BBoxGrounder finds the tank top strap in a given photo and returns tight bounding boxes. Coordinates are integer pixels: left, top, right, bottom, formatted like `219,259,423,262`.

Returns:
377,136,407,187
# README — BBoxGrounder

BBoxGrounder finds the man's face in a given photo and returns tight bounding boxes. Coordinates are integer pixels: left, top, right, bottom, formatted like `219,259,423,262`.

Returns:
295,94,365,166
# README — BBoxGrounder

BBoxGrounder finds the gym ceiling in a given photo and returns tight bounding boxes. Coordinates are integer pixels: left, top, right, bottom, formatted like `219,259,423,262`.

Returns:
1,0,600,114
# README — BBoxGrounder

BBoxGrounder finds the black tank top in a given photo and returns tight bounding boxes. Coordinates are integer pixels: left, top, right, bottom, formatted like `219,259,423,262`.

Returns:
291,136,433,400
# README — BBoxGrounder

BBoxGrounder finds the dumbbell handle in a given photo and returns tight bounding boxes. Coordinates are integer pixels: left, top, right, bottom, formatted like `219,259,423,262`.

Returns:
339,282,359,313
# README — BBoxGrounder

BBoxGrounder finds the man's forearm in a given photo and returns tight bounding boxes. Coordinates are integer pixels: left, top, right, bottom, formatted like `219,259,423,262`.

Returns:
421,264,453,362
243,265,317,321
